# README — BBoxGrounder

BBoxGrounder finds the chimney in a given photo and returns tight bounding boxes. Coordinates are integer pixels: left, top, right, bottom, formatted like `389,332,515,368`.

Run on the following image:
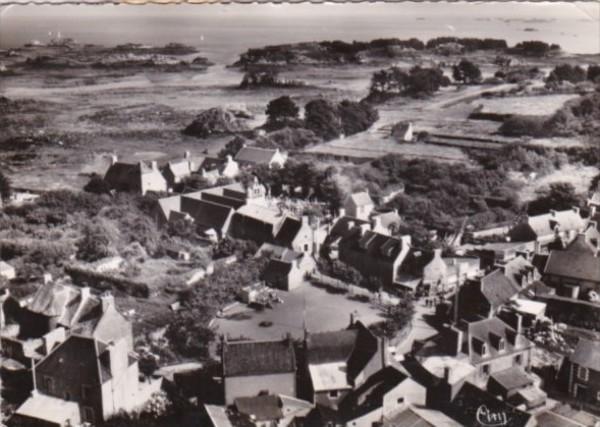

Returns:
226,154,233,163
43,273,53,285
110,154,118,165
184,151,191,159
400,235,412,248
434,248,443,259
338,208,346,218
371,215,382,232
80,287,91,300
359,223,370,235
100,291,115,312
347,220,355,231
349,311,358,327
302,215,310,227
151,160,158,171
443,366,451,382
449,326,463,356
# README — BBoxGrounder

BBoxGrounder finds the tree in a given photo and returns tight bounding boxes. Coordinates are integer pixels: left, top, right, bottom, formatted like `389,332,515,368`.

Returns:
218,136,248,159
588,65,600,83
266,96,299,123
0,171,11,202
166,306,215,359
546,64,587,85
77,223,112,262
370,297,415,339
527,182,581,215
304,99,343,140
337,100,379,136
452,59,482,84
180,174,212,192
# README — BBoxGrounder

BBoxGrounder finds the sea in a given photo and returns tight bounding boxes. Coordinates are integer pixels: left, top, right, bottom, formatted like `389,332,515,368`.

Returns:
0,2,599,64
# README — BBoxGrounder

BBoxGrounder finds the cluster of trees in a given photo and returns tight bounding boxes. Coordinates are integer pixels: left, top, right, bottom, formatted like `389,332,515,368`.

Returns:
474,145,567,177
546,64,587,85
263,95,379,142
510,40,561,57
527,182,581,216
452,59,482,84
425,37,507,51
239,68,304,89
367,155,520,238
369,66,450,100
370,297,415,339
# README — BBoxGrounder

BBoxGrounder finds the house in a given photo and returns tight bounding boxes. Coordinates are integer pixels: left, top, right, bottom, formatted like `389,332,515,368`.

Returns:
455,269,521,321
162,151,203,188
370,209,402,236
204,395,313,427
103,155,167,195
273,215,327,255
222,337,297,405
381,405,461,427
560,337,600,408
542,233,600,300
0,260,16,280
338,226,411,287
234,146,287,168
336,366,427,427
260,245,316,291
199,155,240,183
343,192,374,220
9,332,160,427
391,121,413,143
304,319,386,410
508,208,586,252
487,365,545,409
421,249,481,295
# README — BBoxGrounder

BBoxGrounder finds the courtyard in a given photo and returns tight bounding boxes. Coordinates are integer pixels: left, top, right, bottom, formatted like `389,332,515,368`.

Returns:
213,281,384,341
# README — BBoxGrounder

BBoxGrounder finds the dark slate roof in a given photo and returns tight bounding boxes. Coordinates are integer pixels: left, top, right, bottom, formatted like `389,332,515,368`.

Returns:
103,162,145,192
338,366,408,421
306,322,381,382
327,216,370,243
467,317,532,363
570,338,600,372
544,238,600,283
180,196,233,231
234,395,283,421
490,366,533,392
262,259,293,282
235,146,277,164
223,339,296,377
307,329,358,364
273,217,302,248
480,269,520,310
442,382,533,427
340,229,404,261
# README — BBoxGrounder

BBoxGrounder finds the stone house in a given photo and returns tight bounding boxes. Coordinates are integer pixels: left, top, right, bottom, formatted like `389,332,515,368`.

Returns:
162,151,204,189
559,337,600,409
421,249,482,295
222,337,297,405
338,226,412,287
542,233,600,300
261,246,316,291
234,146,287,169
103,156,167,195
343,192,374,221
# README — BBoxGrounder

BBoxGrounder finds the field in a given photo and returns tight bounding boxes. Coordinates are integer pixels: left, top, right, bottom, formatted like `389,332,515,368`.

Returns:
473,93,580,116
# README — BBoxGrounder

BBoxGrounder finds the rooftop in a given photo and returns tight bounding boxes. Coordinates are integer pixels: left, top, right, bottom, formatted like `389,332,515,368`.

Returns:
222,338,296,377
490,366,533,391
570,338,600,372
308,361,351,392
14,392,81,426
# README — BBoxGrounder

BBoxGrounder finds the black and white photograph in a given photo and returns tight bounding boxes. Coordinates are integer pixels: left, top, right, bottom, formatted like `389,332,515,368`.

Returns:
0,2,599,426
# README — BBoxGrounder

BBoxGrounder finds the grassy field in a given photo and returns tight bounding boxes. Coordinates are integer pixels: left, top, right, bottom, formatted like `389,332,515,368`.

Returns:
473,93,580,116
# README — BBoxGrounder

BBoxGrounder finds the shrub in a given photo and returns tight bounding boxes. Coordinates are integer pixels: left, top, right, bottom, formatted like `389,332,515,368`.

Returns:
499,115,548,137
338,100,379,136
527,182,581,215
76,223,112,262
546,64,587,85
266,95,300,123
452,59,482,84
304,99,342,140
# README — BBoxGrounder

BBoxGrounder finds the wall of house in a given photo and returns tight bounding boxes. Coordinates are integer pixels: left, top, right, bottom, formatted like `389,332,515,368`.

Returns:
314,389,351,410
224,372,296,405
339,248,395,286
101,361,141,420
287,265,305,291
473,347,532,384
140,172,167,195
569,362,600,408
383,378,427,411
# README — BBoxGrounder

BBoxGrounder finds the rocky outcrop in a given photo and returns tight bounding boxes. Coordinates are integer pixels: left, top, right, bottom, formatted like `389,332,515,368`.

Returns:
182,107,252,138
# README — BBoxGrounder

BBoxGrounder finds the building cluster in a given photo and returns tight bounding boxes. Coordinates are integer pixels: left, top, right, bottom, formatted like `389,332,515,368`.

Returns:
2,147,600,427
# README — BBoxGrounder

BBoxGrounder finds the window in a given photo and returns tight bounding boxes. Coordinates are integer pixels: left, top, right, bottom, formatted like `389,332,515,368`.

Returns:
83,407,95,423
498,339,505,352
481,343,488,356
578,366,589,382
329,390,339,398
482,364,491,376
514,354,523,365
597,391,600,402
397,397,404,404
304,244,309,252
